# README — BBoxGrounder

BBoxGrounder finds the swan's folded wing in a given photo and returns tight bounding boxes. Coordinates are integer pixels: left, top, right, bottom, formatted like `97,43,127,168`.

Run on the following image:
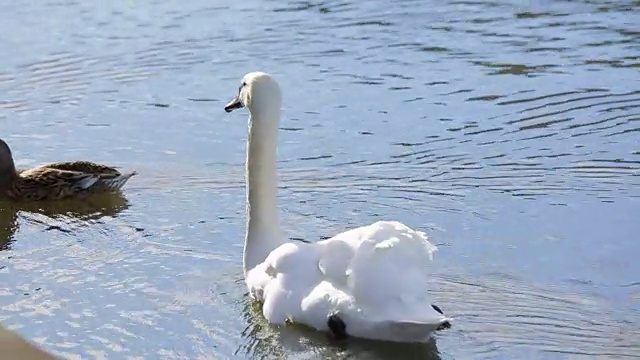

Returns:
317,238,354,282
343,221,439,309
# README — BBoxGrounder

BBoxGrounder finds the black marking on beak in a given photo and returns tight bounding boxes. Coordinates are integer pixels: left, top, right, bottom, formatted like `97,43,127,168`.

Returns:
224,95,243,113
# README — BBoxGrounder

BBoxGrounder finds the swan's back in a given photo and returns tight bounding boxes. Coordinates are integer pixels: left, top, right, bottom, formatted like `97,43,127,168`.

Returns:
329,221,437,311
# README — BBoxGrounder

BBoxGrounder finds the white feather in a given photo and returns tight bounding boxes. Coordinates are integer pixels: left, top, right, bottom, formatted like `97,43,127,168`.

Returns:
246,221,449,342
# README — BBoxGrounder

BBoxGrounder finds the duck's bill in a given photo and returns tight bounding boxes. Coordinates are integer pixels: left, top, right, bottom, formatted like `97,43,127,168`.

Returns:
224,96,244,113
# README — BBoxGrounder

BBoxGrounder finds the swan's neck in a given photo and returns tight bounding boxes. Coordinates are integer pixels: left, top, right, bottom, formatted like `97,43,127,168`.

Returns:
243,109,284,274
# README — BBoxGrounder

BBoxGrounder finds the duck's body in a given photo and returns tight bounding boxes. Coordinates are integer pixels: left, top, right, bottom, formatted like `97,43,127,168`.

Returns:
0,140,136,201
224,72,451,343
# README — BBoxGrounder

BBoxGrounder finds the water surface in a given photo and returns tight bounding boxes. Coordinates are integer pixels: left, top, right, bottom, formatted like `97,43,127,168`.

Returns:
1,0,639,359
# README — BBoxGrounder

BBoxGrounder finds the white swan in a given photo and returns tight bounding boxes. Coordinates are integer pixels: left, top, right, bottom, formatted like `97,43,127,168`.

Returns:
224,71,451,343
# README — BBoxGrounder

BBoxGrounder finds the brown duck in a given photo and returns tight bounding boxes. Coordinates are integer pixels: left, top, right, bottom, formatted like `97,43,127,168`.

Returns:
0,138,137,201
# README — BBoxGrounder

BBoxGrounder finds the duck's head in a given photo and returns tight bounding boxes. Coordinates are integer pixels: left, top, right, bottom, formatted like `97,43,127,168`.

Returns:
0,139,16,186
224,72,282,116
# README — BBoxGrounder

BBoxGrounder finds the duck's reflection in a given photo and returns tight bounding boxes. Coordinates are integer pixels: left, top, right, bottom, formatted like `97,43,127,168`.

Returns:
0,193,131,250
0,206,18,250
237,294,443,360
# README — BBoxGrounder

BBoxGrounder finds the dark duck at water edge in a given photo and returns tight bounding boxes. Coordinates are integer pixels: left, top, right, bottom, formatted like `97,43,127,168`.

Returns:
0,138,137,201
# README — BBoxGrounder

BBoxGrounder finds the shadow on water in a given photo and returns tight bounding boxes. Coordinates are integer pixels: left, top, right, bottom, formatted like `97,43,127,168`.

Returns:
0,194,131,251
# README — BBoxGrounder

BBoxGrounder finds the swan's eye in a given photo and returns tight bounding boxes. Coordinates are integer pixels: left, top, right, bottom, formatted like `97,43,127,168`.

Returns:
239,82,246,93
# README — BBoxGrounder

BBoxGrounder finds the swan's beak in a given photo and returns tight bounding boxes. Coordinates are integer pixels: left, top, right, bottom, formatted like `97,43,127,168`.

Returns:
224,96,244,113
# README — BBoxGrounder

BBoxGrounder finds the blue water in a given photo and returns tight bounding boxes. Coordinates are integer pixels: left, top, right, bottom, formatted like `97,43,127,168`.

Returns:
1,0,639,358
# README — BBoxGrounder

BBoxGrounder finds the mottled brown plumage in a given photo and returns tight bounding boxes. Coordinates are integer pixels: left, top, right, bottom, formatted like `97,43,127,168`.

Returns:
0,138,137,202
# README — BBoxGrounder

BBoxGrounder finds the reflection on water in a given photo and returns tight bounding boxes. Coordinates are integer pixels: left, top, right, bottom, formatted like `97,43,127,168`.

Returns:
0,209,18,251
231,267,640,359
1,0,639,358
0,195,130,251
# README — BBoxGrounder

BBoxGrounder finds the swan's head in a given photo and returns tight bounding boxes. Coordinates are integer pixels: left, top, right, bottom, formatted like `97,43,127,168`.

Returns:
224,72,282,115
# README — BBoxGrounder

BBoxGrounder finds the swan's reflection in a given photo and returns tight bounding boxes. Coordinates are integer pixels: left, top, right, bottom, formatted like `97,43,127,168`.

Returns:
237,294,443,360
0,193,131,250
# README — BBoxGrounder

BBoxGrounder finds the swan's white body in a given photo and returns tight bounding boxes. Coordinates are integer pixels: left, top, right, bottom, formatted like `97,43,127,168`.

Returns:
225,72,451,343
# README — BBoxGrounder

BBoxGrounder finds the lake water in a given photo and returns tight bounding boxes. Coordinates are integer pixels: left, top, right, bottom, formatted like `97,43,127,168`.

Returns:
1,0,639,358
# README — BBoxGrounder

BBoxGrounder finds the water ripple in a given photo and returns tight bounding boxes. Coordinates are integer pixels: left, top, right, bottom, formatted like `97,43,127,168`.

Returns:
1,0,639,358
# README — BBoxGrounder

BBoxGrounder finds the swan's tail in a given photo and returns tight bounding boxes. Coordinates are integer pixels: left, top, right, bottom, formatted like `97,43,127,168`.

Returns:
372,316,451,343
329,317,452,343
328,304,452,343
384,303,451,342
